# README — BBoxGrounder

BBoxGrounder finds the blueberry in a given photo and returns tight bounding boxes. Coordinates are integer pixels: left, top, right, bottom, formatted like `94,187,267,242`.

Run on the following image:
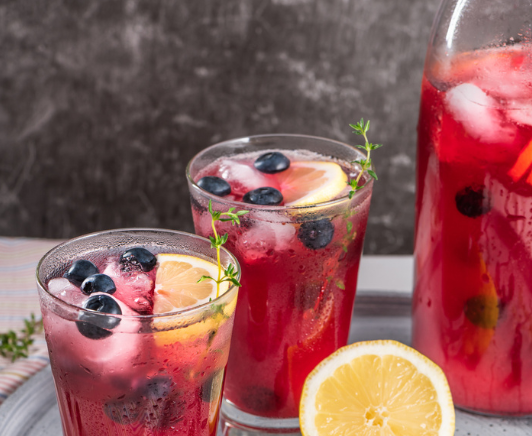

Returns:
141,376,174,400
197,176,231,197
120,247,157,272
80,274,116,295
76,294,122,340
455,185,490,218
201,369,224,403
156,391,186,428
464,295,499,329
254,152,290,174
298,219,334,249
104,377,178,426
104,399,141,425
64,259,99,286
243,187,283,205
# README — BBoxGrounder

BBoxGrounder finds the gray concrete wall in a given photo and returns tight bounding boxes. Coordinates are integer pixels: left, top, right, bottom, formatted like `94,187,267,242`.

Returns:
0,0,440,254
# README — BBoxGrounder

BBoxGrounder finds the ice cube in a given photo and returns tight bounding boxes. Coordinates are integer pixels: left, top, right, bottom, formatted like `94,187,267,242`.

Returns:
271,222,296,251
47,278,86,307
216,159,280,197
473,71,532,102
44,293,145,385
506,103,532,127
236,219,296,262
446,83,516,143
256,213,297,253
103,261,155,315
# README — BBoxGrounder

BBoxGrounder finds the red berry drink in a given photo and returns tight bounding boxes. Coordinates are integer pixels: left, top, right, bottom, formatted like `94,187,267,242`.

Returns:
36,229,240,435
413,44,532,414
187,135,373,426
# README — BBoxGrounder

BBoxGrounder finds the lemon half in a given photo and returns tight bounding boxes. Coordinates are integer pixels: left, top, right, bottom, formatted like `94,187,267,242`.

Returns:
300,340,455,436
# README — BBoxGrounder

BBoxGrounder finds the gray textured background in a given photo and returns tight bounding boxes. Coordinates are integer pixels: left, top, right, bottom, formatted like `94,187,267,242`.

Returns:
0,0,440,254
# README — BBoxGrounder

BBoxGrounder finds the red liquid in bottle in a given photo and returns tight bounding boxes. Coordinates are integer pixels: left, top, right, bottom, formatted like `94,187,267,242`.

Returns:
413,45,532,414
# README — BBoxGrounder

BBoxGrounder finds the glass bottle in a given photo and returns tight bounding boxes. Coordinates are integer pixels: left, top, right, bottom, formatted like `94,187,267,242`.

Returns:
413,0,532,415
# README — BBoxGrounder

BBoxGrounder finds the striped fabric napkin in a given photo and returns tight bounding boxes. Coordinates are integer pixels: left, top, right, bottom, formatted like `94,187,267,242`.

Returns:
0,237,62,404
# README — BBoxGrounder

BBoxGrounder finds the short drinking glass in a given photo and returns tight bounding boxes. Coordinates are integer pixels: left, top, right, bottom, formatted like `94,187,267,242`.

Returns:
187,134,373,430
37,229,240,435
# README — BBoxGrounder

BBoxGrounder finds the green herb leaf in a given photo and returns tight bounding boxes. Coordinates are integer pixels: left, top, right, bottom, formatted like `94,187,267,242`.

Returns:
198,275,215,283
347,118,383,199
336,280,346,290
211,304,225,315
0,314,42,362
367,169,378,180
346,221,353,233
198,203,248,297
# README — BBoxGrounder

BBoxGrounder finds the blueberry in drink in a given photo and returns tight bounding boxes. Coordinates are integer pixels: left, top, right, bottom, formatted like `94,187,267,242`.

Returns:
80,273,116,295
64,259,99,286
197,176,232,197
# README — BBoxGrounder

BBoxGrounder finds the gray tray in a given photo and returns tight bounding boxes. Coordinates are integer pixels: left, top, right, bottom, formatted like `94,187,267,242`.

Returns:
1,290,531,435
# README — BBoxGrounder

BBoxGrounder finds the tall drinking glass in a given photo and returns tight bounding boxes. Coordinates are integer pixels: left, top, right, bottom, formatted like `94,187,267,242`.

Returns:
413,0,532,415
37,229,240,435
187,134,373,431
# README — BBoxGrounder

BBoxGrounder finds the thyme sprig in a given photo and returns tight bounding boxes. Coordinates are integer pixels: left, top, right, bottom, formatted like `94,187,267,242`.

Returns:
0,314,43,362
348,119,383,199
198,200,248,297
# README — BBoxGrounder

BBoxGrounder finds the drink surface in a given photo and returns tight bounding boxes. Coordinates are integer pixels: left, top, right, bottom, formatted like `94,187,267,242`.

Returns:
414,44,532,414
41,247,236,435
196,149,355,204
192,148,372,418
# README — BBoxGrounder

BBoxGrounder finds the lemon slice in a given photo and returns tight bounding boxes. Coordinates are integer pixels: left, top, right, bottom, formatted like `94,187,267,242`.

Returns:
153,253,229,313
300,340,455,436
278,161,348,206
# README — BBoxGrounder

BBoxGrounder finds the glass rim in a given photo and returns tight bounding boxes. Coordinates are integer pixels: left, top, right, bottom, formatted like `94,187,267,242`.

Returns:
186,133,374,211
36,227,241,321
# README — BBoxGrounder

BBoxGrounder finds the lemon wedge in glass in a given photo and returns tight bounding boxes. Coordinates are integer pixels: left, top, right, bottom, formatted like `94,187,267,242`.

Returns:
152,254,236,345
279,161,348,206
153,253,229,313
